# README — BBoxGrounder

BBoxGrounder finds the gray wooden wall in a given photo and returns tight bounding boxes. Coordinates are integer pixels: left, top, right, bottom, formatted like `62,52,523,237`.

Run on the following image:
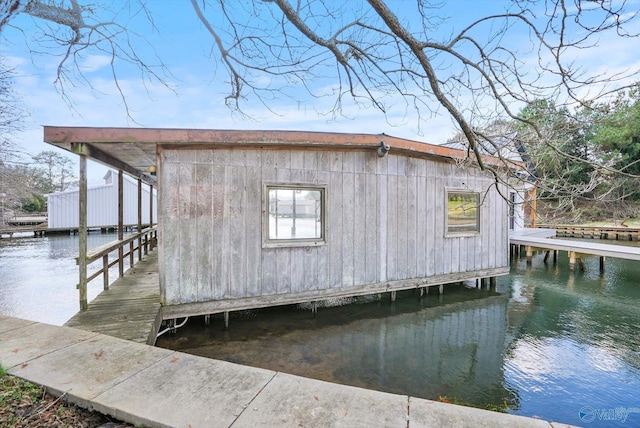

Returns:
159,147,509,307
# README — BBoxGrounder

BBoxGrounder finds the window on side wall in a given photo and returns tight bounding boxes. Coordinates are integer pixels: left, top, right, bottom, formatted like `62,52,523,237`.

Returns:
446,191,480,235
264,184,326,247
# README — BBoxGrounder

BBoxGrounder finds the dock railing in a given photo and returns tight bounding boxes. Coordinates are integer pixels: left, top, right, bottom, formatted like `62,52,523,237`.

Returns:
75,226,157,307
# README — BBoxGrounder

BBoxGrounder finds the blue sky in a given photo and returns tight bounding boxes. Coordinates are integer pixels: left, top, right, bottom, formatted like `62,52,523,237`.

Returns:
2,1,640,183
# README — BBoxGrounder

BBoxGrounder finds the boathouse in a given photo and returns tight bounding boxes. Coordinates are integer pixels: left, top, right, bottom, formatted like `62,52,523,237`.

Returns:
43,127,512,320
46,170,157,230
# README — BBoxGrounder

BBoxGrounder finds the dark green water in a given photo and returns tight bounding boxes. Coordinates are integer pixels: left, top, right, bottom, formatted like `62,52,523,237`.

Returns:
2,233,638,426
157,249,640,427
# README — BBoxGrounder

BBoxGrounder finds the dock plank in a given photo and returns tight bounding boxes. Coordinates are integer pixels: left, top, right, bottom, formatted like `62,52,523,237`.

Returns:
509,235,640,261
64,250,161,345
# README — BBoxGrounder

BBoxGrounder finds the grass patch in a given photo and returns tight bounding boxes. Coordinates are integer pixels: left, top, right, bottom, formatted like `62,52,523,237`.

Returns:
0,365,132,427
0,375,47,427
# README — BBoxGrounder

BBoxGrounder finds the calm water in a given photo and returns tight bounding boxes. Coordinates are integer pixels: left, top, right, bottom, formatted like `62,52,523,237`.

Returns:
157,250,640,427
0,231,129,325
2,235,640,426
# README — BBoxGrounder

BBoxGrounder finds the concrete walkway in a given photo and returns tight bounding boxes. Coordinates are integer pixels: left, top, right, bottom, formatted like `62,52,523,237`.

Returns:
0,315,576,428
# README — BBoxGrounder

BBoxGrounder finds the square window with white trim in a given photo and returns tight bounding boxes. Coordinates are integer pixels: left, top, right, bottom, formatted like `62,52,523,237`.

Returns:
264,184,326,247
446,191,480,235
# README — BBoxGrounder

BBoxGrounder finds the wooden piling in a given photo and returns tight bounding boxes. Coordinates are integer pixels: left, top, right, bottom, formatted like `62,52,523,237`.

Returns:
78,154,88,311
137,178,143,261
526,245,533,266
568,251,575,271
118,170,124,278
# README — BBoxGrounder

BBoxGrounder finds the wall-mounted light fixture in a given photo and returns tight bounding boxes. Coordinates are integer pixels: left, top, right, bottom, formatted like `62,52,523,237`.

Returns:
148,165,157,176
377,140,390,157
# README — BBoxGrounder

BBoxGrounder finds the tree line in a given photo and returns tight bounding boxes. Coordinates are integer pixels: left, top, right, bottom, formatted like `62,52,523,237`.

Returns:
516,85,640,222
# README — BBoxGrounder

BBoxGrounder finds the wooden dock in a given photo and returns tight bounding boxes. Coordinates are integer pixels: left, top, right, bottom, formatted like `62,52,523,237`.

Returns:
510,234,640,271
0,226,48,238
538,224,640,241
4,215,47,226
0,225,154,239
64,249,162,345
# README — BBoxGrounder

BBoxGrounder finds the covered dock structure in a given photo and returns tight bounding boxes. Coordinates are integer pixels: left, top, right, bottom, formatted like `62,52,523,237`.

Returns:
44,126,516,324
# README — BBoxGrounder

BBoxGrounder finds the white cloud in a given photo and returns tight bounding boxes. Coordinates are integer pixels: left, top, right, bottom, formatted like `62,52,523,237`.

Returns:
78,55,113,73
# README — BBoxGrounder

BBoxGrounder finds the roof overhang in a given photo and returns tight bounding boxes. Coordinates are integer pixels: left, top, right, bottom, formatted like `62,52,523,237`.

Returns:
43,127,522,185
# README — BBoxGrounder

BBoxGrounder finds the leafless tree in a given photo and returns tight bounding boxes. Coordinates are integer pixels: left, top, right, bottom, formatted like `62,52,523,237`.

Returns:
0,58,24,157
3,1,640,204
187,0,640,212
32,150,75,192
1,0,172,120
0,57,28,214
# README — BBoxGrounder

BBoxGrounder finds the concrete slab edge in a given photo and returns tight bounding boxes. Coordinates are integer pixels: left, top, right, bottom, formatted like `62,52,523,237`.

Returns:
0,325,101,371
1,317,579,428
227,371,279,427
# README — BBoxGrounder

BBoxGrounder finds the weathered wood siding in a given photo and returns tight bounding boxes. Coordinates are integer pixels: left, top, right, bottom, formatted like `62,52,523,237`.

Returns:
159,147,508,307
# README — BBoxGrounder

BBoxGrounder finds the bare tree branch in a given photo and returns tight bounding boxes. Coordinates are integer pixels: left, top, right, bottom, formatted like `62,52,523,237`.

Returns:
3,1,640,212
3,0,175,122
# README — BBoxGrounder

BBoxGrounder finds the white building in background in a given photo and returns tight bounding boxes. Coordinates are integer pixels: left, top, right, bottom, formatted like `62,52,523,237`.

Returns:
46,170,157,229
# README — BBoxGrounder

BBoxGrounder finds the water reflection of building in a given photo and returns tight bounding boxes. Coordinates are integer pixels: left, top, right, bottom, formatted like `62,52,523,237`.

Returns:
171,293,518,408
327,295,515,406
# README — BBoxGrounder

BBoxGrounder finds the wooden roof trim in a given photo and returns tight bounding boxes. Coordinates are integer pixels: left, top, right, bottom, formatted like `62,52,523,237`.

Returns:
43,126,520,168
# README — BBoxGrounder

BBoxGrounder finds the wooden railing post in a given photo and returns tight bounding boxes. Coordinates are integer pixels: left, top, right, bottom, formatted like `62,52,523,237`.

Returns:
78,153,88,310
149,184,154,227
118,170,124,278
81,226,156,289
103,254,109,290
137,178,143,261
